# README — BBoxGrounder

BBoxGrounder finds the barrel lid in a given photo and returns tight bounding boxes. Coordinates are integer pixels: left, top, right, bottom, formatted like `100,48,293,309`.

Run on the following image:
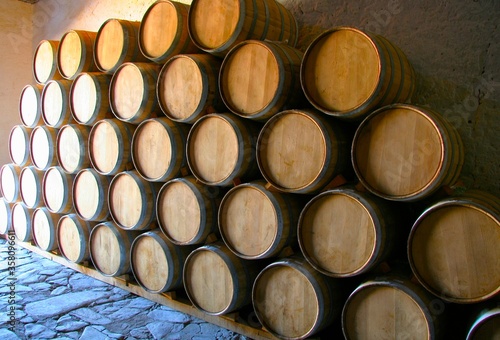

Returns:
220,41,280,116
73,169,105,221
33,40,60,84
139,0,180,60
90,222,122,275
95,19,126,72
32,207,56,251
108,171,145,229
110,63,145,121
58,215,84,262
30,126,56,171
9,125,31,166
19,85,42,128
257,110,329,192
70,73,100,124
157,55,204,121
57,124,87,174
42,166,69,213
409,199,500,303
188,0,241,50
58,30,83,79
0,198,11,235
42,80,71,127
301,27,381,114
20,166,41,209
12,202,31,242
89,120,122,175
0,164,20,203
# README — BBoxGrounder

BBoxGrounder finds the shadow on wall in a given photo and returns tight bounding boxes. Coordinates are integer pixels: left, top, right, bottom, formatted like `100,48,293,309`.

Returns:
283,0,500,196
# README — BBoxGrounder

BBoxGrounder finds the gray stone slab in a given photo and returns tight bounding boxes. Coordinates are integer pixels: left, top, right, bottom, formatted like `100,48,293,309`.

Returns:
147,321,184,339
79,326,109,340
50,285,70,296
200,322,224,335
24,323,57,339
107,306,142,320
0,328,21,340
69,273,109,291
147,309,192,323
28,282,52,291
70,307,112,325
25,290,111,320
127,297,156,309
56,314,89,332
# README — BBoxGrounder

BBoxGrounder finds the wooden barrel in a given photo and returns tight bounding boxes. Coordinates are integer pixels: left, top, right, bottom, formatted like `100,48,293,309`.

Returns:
0,164,21,203
219,180,299,259
57,214,95,264
70,72,113,126
56,124,91,174
352,104,464,202
57,30,97,80
298,188,397,277
220,40,304,122
183,242,261,315
157,54,224,124
408,190,500,303
257,109,351,194
33,40,62,84
72,168,111,222
187,113,260,186
88,119,135,175
30,125,59,171
188,0,298,57
130,230,191,293
19,166,44,209
94,19,148,73
131,118,189,182
466,307,500,340
0,198,12,235
42,166,74,214
109,62,160,125
139,0,200,63
19,84,43,128
9,125,32,166
253,256,341,339
342,275,444,339
89,221,140,277
32,207,60,251
41,79,74,128
12,202,32,242
301,26,415,121
108,170,160,230
157,176,221,245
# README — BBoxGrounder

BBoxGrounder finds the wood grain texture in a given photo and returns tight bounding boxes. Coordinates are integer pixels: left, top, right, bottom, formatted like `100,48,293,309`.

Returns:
19,84,43,128
70,72,112,126
9,125,32,166
33,40,61,84
32,207,59,251
57,124,91,174
57,30,97,80
73,168,110,222
30,126,58,171
57,214,93,264
12,202,32,242
41,80,74,128
19,166,44,209
0,164,21,203
409,193,500,303
42,166,74,214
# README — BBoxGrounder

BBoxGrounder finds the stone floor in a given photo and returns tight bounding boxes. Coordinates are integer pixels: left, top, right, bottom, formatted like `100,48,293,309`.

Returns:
0,238,249,340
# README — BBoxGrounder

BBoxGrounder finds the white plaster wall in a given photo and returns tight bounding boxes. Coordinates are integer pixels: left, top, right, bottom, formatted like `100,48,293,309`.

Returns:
0,0,34,168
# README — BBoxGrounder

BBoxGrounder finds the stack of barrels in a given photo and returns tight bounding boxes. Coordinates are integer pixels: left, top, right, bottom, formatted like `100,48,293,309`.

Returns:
0,1,498,339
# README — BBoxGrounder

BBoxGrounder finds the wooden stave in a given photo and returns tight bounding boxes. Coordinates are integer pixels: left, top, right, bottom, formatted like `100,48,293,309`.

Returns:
57,29,98,80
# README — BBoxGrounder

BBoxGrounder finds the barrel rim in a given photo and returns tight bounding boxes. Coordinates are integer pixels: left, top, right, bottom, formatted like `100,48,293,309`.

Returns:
466,307,500,340
297,188,382,277
72,168,109,221
31,206,58,251
42,166,73,214
57,213,91,263
89,221,128,276
69,72,109,125
88,119,128,176
41,79,72,128
94,18,130,73
0,164,21,203
19,84,43,128
407,197,500,303
9,125,32,166
351,103,450,201
300,26,385,117
12,201,32,242
19,165,43,209
218,181,282,259
56,124,89,174
0,197,12,235
33,39,60,85
57,29,93,80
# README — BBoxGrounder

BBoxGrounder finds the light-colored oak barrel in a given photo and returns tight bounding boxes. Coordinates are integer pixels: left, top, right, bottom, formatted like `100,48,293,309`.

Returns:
94,19,148,73
257,109,351,194
188,0,298,57
0,164,21,203
9,125,32,167
342,275,444,340
408,190,500,304
298,187,398,277
19,84,43,128
183,242,261,315
30,125,59,171
157,176,221,245
41,79,75,128
33,40,62,84
57,30,97,80
220,40,304,122
88,119,136,176
32,207,60,252
69,72,113,126
252,256,341,339
0,198,12,235
19,166,44,209
56,124,91,174
131,118,189,182
130,229,191,293
352,104,464,202
108,170,161,230
301,26,415,121
466,307,500,340
157,54,224,124
42,166,75,214
89,221,141,277
219,180,299,259
187,113,260,186
139,0,200,63
109,62,160,125
12,202,32,242
57,214,95,264
72,168,111,222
